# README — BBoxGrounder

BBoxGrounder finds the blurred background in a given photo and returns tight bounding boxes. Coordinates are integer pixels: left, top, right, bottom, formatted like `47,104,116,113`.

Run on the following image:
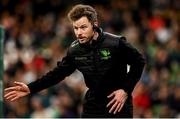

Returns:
1,0,180,118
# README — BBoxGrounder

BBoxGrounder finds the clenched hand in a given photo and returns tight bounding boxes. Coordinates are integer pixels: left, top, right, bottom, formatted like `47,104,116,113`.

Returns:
4,81,30,101
106,89,128,114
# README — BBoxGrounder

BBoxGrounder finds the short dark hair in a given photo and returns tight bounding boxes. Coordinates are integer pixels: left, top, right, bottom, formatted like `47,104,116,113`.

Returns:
67,4,97,24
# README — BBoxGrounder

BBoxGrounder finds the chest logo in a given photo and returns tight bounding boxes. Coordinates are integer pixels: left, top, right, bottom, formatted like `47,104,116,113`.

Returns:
99,49,111,60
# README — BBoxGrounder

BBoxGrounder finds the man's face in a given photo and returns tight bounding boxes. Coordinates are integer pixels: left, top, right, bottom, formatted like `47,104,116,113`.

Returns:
72,16,94,44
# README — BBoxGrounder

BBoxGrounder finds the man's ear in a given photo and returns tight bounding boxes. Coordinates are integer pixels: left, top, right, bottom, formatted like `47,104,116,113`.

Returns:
93,22,98,31
93,22,98,28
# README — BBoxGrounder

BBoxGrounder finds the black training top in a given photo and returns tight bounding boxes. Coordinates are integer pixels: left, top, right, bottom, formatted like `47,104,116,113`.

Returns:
28,27,145,98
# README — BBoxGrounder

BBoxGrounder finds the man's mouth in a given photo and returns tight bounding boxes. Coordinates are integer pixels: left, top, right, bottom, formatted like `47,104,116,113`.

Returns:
78,36,85,39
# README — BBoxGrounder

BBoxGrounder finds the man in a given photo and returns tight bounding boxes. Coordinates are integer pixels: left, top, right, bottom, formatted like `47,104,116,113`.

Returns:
4,4,145,118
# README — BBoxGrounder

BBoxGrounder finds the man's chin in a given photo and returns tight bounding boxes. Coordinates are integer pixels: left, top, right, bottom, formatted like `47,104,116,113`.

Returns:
79,39,92,45
79,40,92,48
79,40,87,44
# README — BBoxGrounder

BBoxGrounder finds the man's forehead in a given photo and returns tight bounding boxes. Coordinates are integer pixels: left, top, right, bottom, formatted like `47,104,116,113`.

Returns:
72,16,91,26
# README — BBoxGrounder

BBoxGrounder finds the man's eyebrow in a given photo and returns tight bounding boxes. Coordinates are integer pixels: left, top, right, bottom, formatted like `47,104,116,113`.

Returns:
74,24,87,28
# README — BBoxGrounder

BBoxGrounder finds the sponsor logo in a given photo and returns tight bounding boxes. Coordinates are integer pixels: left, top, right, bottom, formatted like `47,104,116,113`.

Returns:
99,49,111,60
75,57,87,60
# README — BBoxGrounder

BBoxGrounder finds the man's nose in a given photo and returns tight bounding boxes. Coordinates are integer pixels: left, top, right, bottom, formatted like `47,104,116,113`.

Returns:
77,28,83,35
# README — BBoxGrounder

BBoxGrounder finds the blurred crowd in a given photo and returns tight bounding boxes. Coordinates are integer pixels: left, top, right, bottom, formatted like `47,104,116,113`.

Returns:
1,0,180,118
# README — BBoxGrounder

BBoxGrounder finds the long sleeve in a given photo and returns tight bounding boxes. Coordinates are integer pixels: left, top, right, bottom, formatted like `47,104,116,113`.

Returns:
118,37,146,94
28,55,76,94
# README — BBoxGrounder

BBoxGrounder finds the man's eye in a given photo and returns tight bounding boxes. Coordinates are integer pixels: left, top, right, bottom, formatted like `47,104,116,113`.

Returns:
82,26,87,28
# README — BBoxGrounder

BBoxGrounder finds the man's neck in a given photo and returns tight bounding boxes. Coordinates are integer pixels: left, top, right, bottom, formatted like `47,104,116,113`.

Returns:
89,31,99,44
93,31,99,41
